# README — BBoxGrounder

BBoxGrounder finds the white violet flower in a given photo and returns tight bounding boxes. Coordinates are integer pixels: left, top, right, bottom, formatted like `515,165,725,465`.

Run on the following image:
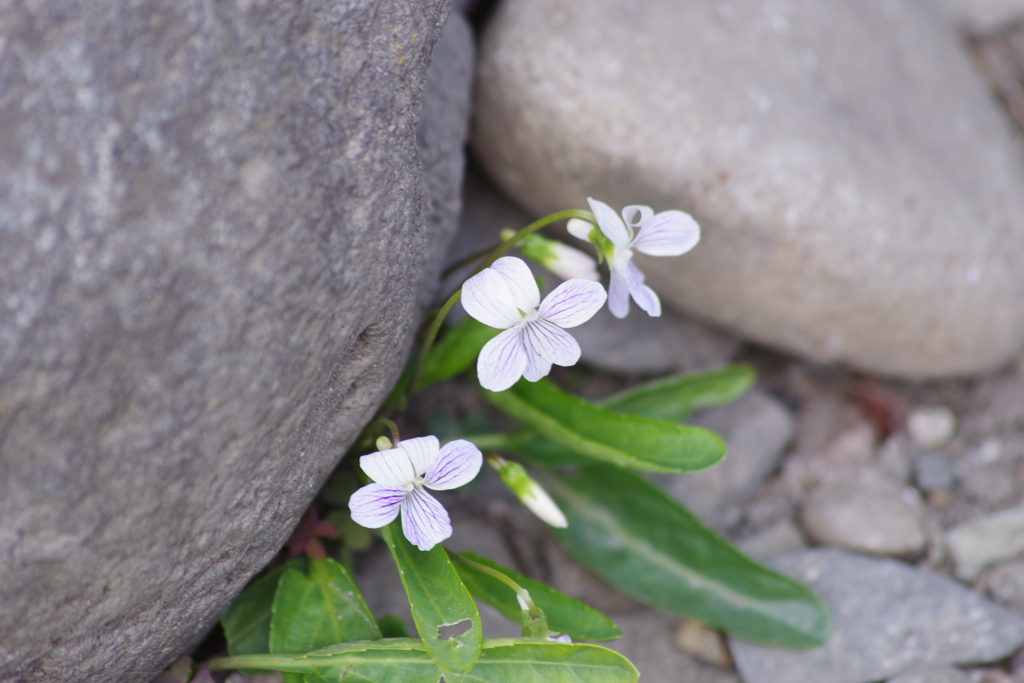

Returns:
567,198,700,319
348,435,482,551
462,256,607,392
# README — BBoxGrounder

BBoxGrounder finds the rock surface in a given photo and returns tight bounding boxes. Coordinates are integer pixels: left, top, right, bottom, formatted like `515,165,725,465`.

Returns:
472,0,1024,378
0,2,465,681
800,476,928,557
730,549,1024,683
887,665,971,683
657,389,794,531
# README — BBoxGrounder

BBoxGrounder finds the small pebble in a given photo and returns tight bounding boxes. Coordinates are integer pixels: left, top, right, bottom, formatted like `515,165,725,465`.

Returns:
877,434,913,485
674,619,732,668
914,452,956,492
800,477,927,558
907,406,957,450
947,505,1024,580
987,560,1024,613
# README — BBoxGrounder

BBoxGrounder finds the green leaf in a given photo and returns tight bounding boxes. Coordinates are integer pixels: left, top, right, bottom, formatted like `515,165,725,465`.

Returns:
222,559,303,661
418,316,500,390
598,364,756,422
483,378,725,473
210,638,639,683
269,557,381,657
376,614,410,638
469,431,595,468
546,466,831,648
381,524,482,673
452,551,620,641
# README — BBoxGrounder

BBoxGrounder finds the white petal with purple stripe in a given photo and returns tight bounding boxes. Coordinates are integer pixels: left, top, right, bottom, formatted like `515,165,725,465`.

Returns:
538,279,607,328
401,486,452,551
424,439,482,491
349,483,406,528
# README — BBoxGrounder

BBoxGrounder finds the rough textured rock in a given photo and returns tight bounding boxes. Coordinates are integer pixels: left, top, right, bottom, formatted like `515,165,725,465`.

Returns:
987,560,1024,613
656,389,794,531
473,0,1024,378
0,2,468,681
947,505,1024,579
887,665,971,683
799,475,928,557
730,549,1024,683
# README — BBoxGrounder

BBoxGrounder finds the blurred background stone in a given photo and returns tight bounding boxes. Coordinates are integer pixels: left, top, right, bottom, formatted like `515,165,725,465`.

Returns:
472,0,1024,378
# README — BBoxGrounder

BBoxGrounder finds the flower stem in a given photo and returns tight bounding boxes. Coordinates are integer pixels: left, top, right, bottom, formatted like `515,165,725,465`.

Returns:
366,418,401,444
403,209,595,405
448,551,541,618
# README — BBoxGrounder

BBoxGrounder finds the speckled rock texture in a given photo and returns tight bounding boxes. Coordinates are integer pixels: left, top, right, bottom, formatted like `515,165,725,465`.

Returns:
0,1,471,681
730,549,1024,683
472,0,1024,378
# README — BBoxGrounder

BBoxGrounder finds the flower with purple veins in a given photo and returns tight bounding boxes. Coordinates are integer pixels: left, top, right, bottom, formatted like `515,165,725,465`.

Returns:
567,198,700,319
462,256,607,392
348,436,482,551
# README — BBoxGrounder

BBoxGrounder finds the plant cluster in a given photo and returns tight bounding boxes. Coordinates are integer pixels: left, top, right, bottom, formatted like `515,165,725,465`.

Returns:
178,200,831,683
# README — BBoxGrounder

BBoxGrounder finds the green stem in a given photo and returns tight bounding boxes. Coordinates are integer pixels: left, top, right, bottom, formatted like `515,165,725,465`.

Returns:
201,653,309,673
448,551,540,619
470,209,594,276
403,209,594,405
366,418,401,444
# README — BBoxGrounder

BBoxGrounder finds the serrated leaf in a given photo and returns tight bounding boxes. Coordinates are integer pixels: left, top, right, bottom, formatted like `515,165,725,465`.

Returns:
381,524,482,673
222,559,304,661
210,638,638,683
483,378,725,473
547,466,831,648
452,551,620,641
269,557,380,657
418,316,500,390
598,364,756,422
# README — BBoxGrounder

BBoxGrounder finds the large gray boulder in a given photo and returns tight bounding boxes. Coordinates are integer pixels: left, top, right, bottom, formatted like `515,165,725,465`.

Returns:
0,1,472,681
472,0,1024,378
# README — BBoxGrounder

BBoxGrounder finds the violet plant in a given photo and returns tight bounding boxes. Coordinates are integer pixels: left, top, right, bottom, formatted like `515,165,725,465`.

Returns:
199,201,831,683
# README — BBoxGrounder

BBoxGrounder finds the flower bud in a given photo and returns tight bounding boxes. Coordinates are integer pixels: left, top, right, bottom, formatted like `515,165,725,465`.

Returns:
489,456,568,528
375,436,393,451
503,229,600,282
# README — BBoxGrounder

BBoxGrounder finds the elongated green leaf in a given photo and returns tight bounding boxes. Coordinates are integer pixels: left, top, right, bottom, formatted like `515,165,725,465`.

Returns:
382,524,482,673
546,466,831,648
269,557,380,656
419,317,500,389
210,638,638,683
467,431,594,468
598,364,756,422
452,551,620,641
483,379,725,473
222,559,303,660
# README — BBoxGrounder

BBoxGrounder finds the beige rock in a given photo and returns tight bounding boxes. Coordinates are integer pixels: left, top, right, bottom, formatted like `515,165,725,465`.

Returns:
473,0,1024,377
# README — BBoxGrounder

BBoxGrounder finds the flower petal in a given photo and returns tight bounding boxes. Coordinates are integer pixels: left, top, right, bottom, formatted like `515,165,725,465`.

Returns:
462,267,523,329
621,204,654,229
490,256,541,313
631,210,700,256
478,326,528,392
608,264,631,319
587,197,632,247
401,487,452,551
545,243,600,281
397,435,439,477
522,318,581,367
627,260,662,317
349,483,406,529
523,349,553,381
360,449,416,487
538,278,607,328
424,439,482,491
